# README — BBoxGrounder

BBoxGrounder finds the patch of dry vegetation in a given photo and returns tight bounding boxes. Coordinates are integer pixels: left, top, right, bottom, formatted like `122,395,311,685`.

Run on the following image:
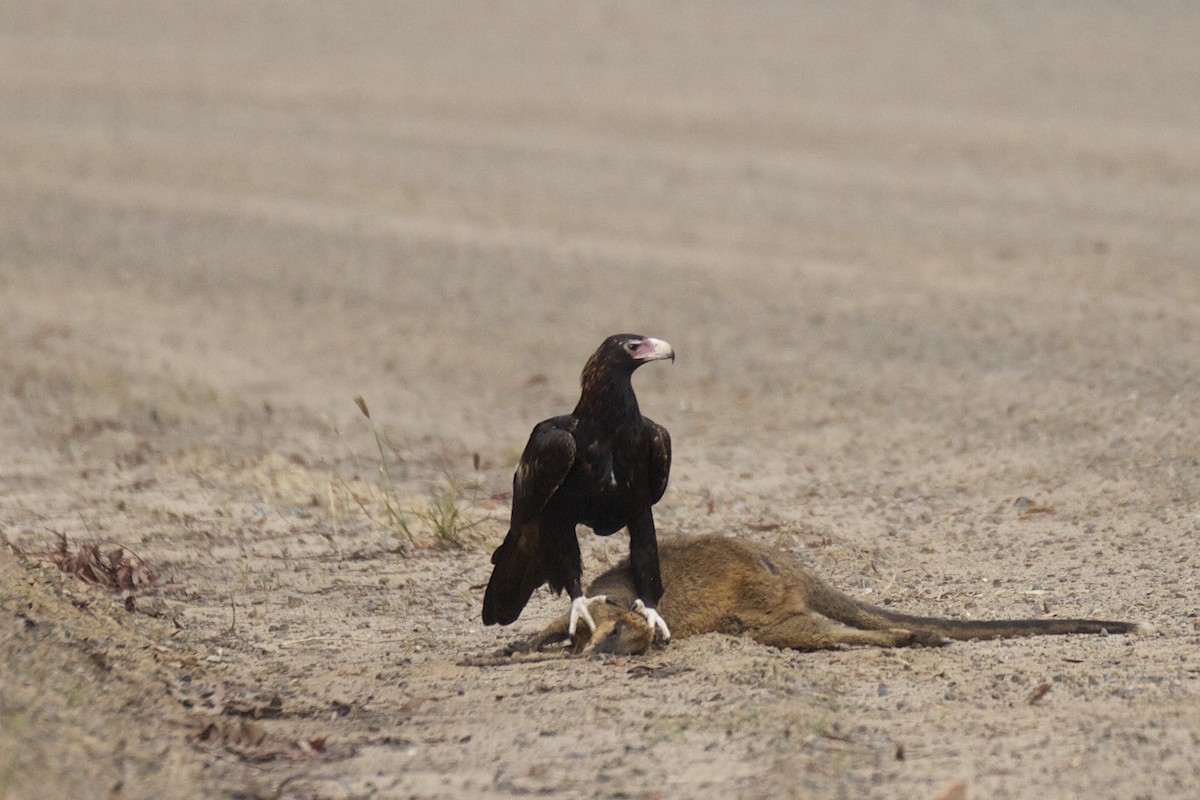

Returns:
327,396,493,552
38,533,158,596
14,533,180,619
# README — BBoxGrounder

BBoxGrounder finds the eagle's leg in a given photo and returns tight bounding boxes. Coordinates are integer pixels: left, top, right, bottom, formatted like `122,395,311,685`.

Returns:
628,510,670,642
567,593,608,636
554,537,605,637
632,599,672,642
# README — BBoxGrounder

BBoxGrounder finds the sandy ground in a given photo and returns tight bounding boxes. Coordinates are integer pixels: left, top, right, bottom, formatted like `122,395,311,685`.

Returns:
3,3,1200,798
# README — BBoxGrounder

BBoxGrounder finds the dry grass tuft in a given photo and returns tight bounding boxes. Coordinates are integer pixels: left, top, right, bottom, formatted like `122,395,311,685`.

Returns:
326,396,491,553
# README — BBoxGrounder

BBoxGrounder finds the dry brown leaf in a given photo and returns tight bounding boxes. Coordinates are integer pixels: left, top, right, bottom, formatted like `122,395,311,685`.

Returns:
1029,682,1052,704
35,534,161,598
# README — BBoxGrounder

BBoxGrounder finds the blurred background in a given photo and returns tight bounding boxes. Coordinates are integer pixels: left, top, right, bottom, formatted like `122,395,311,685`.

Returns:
5,2,1199,507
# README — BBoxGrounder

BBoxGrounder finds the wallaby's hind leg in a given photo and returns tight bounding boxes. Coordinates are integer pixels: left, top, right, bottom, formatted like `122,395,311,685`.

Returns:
753,612,948,651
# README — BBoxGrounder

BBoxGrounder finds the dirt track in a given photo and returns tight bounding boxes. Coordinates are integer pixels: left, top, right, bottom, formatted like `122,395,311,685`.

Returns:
2,3,1199,798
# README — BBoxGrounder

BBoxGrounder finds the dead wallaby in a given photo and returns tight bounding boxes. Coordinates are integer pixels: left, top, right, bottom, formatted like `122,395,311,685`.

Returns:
525,535,1142,655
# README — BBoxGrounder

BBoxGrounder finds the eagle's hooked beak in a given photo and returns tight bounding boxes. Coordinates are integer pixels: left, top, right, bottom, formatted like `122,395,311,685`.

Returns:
634,337,675,364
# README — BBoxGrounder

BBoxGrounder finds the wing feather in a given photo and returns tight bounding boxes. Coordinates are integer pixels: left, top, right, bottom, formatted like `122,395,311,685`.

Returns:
482,420,577,625
644,419,671,505
507,420,577,532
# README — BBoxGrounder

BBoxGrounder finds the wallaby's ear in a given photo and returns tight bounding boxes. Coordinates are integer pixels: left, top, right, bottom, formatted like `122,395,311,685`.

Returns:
567,598,611,654
569,628,593,655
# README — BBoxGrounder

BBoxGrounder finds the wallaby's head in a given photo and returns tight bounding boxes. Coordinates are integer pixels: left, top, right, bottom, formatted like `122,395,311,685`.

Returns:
536,598,655,656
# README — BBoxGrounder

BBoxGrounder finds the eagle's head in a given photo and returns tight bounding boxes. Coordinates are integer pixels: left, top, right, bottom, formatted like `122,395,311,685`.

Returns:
591,334,675,373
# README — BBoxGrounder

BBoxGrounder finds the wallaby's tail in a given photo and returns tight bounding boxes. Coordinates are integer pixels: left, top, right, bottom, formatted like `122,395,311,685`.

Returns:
875,615,1139,640
806,579,1141,640
482,524,546,626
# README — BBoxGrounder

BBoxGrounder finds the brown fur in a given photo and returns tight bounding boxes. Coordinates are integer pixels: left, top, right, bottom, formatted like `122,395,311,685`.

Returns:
524,535,1141,655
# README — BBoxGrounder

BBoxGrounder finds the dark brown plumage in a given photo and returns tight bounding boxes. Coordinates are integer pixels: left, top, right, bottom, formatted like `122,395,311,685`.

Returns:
482,334,674,639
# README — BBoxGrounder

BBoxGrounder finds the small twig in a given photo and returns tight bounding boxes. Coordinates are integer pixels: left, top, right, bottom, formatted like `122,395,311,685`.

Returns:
274,634,416,649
